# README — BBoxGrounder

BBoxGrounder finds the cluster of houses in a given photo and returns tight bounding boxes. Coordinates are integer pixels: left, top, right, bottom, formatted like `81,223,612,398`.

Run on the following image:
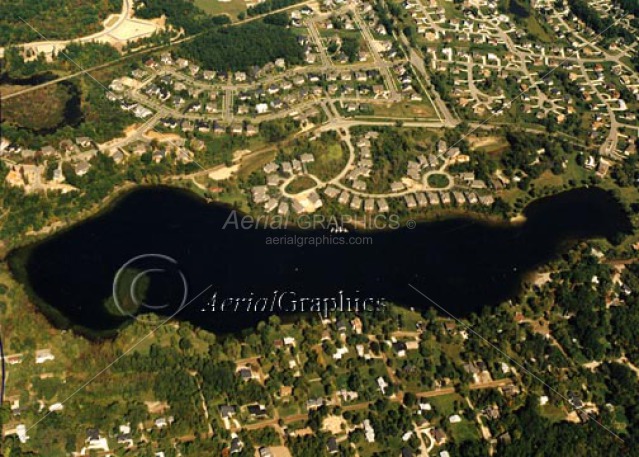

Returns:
148,52,290,84
252,153,322,215
206,314,532,456
406,0,638,159
130,51,398,124
248,127,498,215
344,130,378,192
2,128,215,193
3,348,55,366
159,116,259,138
1,136,94,163
110,0,420,130
396,188,494,210
77,416,173,455
325,134,494,211
3,305,596,456
0,138,97,192
3,348,56,445
393,63,425,102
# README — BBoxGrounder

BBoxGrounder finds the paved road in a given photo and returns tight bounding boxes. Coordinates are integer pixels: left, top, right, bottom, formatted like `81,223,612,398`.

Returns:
306,18,331,68
352,7,400,100
397,31,458,127
577,59,620,157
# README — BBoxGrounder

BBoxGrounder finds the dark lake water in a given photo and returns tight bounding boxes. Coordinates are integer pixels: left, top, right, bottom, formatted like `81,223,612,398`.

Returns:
9,186,632,338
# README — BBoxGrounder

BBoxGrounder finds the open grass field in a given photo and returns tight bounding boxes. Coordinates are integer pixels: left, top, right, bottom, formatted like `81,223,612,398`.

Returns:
525,16,554,43
468,135,509,155
450,420,481,442
539,403,568,422
303,140,347,181
437,0,465,20
367,101,438,120
429,393,463,418
194,0,247,20
285,176,317,194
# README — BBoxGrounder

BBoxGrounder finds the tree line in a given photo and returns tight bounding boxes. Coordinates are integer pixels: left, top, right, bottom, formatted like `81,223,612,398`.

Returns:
0,0,120,46
179,21,303,72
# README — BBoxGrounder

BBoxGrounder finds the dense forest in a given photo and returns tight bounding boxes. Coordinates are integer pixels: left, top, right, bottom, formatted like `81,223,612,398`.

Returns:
567,0,634,42
135,0,230,34
179,21,303,72
0,0,120,46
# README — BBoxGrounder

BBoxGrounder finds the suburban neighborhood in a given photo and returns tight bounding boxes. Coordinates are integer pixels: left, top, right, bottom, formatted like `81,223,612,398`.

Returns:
1,0,639,456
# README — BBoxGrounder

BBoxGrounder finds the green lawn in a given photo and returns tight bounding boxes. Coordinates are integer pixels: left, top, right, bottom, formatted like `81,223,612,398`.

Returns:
438,0,464,19
306,141,348,181
429,393,462,417
194,0,246,19
285,176,317,194
450,420,480,442
394,306,423,330
367,101,438,120
308,380,327,398
278,402,300,418
499,154,593,207
539,403,568,423
525,16,553,43
427,173,450,189
356,441,383,457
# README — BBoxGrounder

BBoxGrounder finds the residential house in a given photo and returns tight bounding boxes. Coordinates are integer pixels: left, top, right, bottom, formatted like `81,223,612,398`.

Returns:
247,404,268,418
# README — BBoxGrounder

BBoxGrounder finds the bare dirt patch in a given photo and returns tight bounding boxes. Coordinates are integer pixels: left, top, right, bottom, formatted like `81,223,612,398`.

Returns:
268,446,293,457
209,164,239,180
145,131,182,143
322,415,346,434
468,135,508,154
145,400,169,414
109,18,160,42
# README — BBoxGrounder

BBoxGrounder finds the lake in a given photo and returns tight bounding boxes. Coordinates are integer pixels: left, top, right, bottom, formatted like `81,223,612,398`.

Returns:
9,186,632,338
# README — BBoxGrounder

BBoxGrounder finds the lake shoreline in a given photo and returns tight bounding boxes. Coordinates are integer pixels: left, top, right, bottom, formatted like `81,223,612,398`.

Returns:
7,185,633,340
4,180,522,256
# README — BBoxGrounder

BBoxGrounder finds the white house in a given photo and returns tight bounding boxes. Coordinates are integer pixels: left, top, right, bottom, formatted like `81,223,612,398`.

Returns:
35,349,55,364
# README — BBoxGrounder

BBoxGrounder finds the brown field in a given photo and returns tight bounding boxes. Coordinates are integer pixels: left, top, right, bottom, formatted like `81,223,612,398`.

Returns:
1,83,73,130
369,101,438,119
468,135,509,154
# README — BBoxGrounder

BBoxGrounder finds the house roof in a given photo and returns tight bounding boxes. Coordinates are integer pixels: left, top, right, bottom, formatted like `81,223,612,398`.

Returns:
219,405,236,418
327,437,338,453
238,367,253,380
247,404,267,416
86,428,100,441
392,341,408,352
401,448,414,457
